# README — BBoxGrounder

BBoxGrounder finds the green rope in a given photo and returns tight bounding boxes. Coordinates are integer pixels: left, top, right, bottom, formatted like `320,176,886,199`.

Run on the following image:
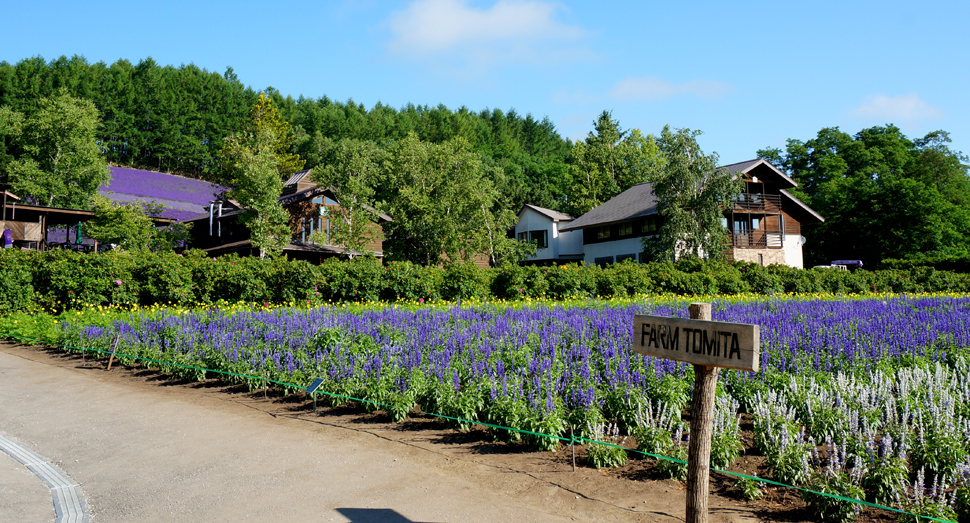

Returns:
1,333,955,523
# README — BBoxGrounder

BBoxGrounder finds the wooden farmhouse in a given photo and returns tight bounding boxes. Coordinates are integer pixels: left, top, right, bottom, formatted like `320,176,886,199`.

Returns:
1,184,172,251
182,169,391,262
517,158,824,268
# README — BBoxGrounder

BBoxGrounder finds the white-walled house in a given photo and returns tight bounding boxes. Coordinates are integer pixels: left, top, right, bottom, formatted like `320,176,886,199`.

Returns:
514,159,824,269
514,205,584,264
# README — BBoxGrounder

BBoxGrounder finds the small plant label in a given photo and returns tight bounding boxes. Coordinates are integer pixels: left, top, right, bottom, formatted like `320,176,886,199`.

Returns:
305,378,325,393
632,315,760,372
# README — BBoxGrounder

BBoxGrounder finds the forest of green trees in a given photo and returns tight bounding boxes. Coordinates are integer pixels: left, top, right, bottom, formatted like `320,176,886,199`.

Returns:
1,55,968,268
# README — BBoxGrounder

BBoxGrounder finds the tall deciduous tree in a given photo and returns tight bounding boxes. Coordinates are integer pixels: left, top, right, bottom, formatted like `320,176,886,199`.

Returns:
0,106,23,175
221,125,290,259
309,138,385,256
248,92,304,178
6,89,109,208
380,133,515,266
758,125,970,266
86,196,191,251
644,126,742,261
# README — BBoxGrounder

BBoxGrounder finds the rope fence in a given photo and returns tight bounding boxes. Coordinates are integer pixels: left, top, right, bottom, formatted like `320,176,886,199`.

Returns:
1,333,956,523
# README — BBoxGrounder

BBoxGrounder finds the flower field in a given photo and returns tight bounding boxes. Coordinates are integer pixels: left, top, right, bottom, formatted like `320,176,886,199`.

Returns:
32,294,970,521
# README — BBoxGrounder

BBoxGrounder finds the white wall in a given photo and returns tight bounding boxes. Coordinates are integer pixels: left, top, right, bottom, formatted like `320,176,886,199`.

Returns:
783,235,805,269
583,237,643,264
516,209,557,261
557,226,583,257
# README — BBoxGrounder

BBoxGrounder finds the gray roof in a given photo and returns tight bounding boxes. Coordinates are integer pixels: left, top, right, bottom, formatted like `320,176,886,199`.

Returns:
518,204,574,222
283,169,314,187
559,158,822,232
559,183,658,232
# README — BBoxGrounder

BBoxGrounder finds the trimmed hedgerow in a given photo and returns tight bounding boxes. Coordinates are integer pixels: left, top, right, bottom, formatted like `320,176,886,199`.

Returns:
2,248,970,313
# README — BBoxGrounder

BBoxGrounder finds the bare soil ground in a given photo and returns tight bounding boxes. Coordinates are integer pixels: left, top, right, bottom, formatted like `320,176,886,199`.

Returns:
0,342,895,522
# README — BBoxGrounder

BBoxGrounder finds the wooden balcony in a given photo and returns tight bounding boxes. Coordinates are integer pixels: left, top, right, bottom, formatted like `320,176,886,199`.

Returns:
731,230,783,249
730,193,781,213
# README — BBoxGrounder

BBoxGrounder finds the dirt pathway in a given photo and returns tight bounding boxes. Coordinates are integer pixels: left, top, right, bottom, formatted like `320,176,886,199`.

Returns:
0,342,772,523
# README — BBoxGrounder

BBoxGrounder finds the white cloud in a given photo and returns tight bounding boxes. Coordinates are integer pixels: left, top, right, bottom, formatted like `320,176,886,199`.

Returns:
609,76,734,101
849,93,943,122
386,0,589,68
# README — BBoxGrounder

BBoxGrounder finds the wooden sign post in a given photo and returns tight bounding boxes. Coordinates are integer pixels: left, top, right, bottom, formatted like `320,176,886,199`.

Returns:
632,303,759,523
106,335,122,371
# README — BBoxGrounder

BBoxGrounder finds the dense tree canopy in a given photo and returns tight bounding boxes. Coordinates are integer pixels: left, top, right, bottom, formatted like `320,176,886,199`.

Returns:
4,89,109,208
565,111,662,216
759,125,970,267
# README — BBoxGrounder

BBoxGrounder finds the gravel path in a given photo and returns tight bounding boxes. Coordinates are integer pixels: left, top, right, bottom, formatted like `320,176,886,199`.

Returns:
0,342,765,523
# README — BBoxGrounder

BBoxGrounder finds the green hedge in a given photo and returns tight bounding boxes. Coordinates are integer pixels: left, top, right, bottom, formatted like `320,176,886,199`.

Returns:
2,249,969,314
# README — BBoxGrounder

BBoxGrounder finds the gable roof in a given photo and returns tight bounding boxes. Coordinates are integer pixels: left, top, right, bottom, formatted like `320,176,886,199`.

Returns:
559,183,658,232
721,158,798,189
559,159,822,232
780,189,825,223
518,204,574,222
181,184,392,223
283,169,314,188
100,166,227,222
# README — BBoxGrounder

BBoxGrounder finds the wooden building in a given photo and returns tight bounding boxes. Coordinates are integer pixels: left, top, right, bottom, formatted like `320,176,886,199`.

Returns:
522,158,824,268
1,185,171,251
182,170,391,262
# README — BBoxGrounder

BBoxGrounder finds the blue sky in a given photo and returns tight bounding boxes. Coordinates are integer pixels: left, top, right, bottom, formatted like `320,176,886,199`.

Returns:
3,0,968,163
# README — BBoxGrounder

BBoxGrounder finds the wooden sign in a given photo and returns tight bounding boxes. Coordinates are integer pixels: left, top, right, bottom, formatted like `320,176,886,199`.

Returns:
632,304,761,523
632,315,760,372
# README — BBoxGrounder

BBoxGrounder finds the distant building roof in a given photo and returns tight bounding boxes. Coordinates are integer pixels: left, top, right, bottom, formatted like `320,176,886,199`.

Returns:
518,204,574,222
560,159,819,232
283,169,314,188
182,185,392,224
100,166,226,222
200,238,383,258
721,158,798,189
559,183,658,232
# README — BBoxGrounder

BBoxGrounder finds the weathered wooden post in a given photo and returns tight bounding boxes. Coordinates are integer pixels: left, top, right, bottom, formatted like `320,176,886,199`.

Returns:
106,335,121,371
632,303,759,523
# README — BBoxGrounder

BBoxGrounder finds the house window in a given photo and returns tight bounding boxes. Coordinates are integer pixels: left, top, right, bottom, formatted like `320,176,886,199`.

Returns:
616,253,636,263
618,223,633,237
641,217,658,234
597,226,611,240
594,255,614,267
529,230,548,249
517,231,528,242
325,197,339,206
638,251,650,263
311,196,324,204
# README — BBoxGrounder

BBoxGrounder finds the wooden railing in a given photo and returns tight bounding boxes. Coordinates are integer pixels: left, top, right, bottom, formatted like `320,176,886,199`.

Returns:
731,193,781,213
731,230,783,249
